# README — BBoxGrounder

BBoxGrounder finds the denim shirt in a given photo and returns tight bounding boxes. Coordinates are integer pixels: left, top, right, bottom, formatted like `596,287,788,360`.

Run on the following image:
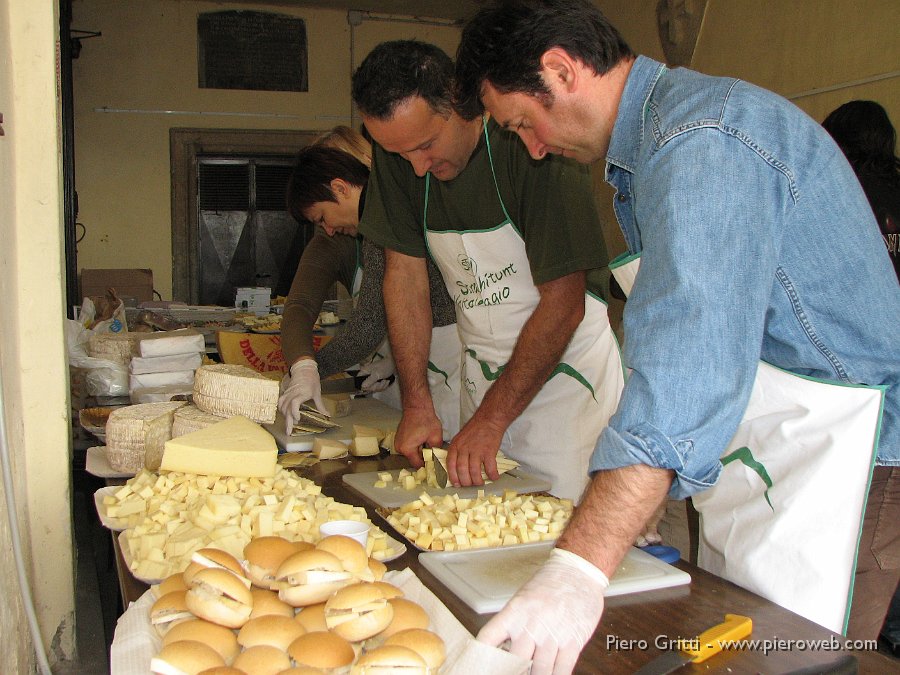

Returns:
592,56,900,499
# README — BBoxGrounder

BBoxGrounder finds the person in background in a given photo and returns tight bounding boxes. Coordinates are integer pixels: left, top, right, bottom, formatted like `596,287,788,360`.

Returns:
454,1,900,671
316,124,373,168
823,100,900,282
823,100,900,652
351,40,625,502
278,131,461,438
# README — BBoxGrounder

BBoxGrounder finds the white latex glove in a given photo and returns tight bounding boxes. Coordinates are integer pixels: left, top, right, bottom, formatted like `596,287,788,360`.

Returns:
357,355,395,393
477,549,609,675
278,359,327,435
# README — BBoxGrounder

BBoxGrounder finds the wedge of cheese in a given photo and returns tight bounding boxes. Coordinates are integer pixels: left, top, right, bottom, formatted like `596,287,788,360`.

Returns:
193,364,279,424
105,401,187,473
171,404,228,438
312,438,349,459
160,415,277,477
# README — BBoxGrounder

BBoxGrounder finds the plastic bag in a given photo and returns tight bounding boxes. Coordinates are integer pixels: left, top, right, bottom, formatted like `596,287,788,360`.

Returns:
77,295,128,334
66,319,129,398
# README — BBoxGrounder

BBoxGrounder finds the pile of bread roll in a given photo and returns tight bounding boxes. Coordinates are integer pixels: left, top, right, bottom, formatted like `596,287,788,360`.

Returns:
149,534,445,675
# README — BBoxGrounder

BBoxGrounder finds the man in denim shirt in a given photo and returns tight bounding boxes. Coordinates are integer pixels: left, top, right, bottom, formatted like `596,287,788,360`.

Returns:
455,1,900,672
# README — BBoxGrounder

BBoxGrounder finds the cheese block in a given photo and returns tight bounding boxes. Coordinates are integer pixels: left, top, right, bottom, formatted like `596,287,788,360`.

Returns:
129,369,195,391
382,430,397,455
193,364,279,424
322,393,352,418
105,401,187,473
160,415,278,477
138,329,206,357
171,404,228,437
130,352,202,375
349,436,380,457
312,438,349,459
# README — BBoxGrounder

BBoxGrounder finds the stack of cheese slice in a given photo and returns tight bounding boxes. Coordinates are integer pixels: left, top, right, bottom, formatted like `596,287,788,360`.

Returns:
193,364,279,424
88,332,140,366
160,415,278,478
105,401,187,472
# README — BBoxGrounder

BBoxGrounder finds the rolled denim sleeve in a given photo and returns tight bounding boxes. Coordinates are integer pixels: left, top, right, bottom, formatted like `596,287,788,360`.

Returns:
591,126,789,499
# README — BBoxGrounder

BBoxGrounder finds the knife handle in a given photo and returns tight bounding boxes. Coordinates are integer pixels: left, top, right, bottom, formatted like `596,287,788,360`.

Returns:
680,614,753,663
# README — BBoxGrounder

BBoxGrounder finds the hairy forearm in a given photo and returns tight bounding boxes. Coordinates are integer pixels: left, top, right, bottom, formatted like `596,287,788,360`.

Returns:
384,250,433,410
559,465,673,577
473,272,586,429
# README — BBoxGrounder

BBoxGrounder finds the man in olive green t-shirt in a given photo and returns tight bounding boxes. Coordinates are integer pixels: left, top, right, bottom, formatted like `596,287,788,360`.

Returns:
352,40,624,501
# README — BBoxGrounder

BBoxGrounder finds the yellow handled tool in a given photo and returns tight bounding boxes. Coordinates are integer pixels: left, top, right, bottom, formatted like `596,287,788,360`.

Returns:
634,614,753,674
678,613,753,663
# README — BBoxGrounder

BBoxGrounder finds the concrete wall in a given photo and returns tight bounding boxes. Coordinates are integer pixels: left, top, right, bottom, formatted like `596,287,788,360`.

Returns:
71,0,461,300
591,0,899,329
0,0,75,671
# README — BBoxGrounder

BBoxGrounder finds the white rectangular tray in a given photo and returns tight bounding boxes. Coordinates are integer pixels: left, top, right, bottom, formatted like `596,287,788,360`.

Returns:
344,468,553,509
419,541,691,614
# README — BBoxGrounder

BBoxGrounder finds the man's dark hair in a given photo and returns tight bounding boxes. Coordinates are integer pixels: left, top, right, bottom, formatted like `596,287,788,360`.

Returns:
351,40,459,120
455,0,633,116
285,146,369,223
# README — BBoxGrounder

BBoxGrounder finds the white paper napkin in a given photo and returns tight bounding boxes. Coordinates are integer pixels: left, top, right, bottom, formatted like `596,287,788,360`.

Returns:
109,567,530,674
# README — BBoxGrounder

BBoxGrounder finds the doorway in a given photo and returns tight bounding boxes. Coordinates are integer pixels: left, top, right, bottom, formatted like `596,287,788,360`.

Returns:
170,128,320,303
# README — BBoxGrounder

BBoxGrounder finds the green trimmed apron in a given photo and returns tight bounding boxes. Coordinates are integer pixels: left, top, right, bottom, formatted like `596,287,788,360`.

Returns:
611,253,883,633
422,122,625,501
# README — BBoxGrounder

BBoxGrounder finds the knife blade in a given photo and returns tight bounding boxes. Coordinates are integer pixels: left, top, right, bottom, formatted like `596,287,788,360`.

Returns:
320,374,365,395
431,446,451,488
633,614,753,675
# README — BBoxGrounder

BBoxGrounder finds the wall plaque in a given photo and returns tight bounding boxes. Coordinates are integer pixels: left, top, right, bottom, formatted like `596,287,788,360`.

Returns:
198,11,308,92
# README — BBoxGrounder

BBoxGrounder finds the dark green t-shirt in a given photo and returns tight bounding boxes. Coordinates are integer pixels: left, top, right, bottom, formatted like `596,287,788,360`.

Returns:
359,118,609,294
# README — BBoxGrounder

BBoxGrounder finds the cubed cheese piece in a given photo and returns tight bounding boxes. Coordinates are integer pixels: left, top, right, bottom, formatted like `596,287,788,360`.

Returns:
312,438,349,459
160,415,277,477
349,436,380,457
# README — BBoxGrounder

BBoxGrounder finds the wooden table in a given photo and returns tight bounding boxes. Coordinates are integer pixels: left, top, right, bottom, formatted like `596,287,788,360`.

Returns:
111,454,894,673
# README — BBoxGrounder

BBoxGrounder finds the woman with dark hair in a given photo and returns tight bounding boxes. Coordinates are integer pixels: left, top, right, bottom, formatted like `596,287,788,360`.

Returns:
823,100,900,281
278,128,461,439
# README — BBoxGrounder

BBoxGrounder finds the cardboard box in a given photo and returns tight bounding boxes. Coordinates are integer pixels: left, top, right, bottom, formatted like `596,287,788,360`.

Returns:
80,268,154,304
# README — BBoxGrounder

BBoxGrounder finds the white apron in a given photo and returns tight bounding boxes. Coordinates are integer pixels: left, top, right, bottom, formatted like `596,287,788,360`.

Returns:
423,123,625,502
610,253,883,633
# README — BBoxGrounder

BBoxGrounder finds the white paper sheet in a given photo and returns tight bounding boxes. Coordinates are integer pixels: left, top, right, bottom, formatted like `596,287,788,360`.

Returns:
110,568,529,674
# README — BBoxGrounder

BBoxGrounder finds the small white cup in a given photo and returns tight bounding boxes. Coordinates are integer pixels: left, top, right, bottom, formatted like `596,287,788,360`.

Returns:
319,519,369,546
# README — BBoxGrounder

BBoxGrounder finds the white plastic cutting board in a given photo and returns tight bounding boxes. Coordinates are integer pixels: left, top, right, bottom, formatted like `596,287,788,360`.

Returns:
343,469,553,509
264,397,403,452
419,541,691,614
